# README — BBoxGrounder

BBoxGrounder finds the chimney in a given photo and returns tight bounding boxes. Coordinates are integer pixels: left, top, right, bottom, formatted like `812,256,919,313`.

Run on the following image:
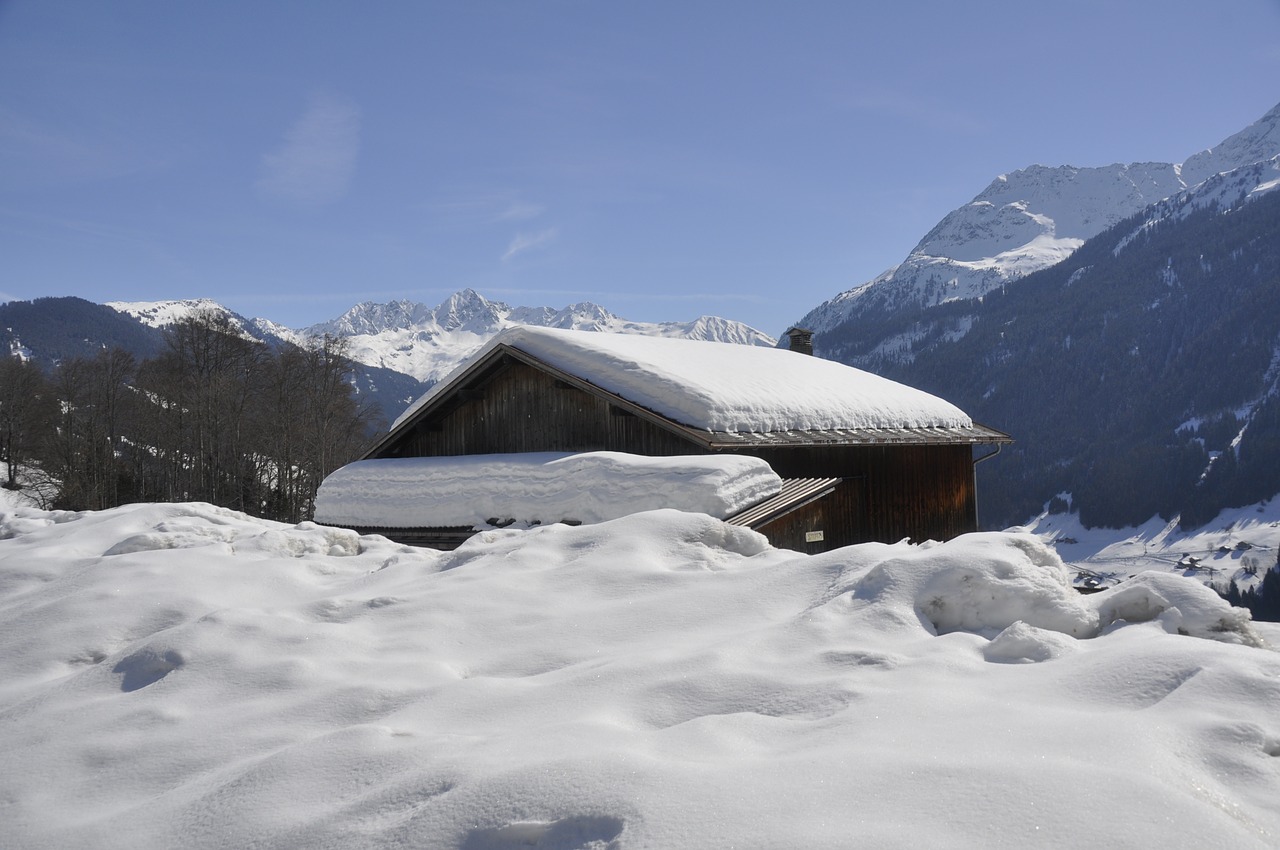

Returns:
784,327,814,356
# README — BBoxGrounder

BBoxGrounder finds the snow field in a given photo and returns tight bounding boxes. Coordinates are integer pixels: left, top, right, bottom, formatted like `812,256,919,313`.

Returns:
0,502,1277,849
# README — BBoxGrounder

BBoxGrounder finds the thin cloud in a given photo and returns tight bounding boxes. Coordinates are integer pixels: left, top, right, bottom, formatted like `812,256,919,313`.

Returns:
502,227,558,262
496,201,545,222
256,93,361,207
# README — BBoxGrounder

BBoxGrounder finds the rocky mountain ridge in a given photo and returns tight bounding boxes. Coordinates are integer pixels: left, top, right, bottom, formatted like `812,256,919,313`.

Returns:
300,289,775,385
795,101,1280,348
73,290,775,420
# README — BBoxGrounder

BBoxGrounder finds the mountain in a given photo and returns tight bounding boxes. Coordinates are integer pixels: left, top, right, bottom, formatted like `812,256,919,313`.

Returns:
107,297,302,349
103,297,423,423
868,163,1280,532
306,289,776,385
0,296,169,364
20,290,773,423
796,101,1280,362
791,101,1280,537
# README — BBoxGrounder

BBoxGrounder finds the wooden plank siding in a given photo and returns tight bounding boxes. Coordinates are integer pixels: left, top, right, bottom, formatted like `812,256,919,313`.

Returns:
386,361,698,458
733,444,975,545
753,479,867,552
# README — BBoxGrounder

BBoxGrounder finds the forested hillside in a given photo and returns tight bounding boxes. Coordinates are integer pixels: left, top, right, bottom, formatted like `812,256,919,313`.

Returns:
0,312,380,520
0,297,167,362
829,190,1280,530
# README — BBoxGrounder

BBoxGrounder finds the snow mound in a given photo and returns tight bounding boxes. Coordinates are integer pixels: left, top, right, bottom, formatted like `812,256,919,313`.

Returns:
842,531,1263,647
314,451,783,528
443,508,775,572
983,621,1081,663
847,532,1099,637
1090,571,1263,647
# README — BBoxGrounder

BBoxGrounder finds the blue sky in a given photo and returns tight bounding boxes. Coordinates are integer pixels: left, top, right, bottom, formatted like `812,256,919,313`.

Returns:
3,1,1278,337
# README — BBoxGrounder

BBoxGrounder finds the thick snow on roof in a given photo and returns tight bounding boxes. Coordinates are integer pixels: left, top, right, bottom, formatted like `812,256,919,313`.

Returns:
393,326,973,432
314,452,783,528
1,502,1277,848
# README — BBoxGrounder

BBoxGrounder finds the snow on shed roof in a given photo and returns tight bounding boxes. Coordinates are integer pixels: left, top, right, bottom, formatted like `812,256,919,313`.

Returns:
315,452,783,528
394,326,973,434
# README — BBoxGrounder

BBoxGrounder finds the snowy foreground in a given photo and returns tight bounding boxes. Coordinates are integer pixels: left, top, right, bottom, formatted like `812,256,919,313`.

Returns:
2,503,1280,850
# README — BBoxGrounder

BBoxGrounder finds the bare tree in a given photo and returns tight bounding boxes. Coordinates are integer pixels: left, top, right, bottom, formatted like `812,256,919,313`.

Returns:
35,315,380,521
0,356,52,490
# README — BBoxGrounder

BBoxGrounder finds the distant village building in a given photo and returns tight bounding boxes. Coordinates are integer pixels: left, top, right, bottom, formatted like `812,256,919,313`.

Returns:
317,326,1010,552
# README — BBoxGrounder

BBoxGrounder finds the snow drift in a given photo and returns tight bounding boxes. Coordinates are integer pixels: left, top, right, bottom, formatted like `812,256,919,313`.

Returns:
1,501,1277,849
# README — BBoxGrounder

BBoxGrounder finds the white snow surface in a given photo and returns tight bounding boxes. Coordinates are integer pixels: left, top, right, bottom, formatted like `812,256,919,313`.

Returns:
2,502,1278,849
394,325,973,433
107,297,236,328
314,452,783,527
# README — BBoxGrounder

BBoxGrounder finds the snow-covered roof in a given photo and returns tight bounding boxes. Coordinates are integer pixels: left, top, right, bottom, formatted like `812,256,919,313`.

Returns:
315,452,783,529
393,326,974,434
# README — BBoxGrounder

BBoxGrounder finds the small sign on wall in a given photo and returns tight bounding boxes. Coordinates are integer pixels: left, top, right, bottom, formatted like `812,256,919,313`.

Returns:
805,530,825,543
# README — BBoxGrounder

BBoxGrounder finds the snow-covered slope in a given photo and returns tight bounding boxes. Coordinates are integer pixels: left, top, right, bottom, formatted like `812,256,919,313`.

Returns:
106,297,301,348
1018,497,1280,597
106,297,234,329
1,501,1276,848
1115,152,1280,251
797,101,1280,336
308,289,776,385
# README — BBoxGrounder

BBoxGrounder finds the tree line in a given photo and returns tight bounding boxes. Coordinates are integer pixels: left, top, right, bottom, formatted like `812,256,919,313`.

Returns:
1224,548,1280,623
0,311,382,523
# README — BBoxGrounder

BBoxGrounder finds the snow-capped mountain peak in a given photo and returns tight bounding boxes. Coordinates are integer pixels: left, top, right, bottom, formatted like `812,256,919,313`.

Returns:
107,297,236,329
794,100,1280,341
509,301,620,331
310,290,776,385
432,288,506,333
106,297,280,345
94,290,774,418
1180,101,1280,187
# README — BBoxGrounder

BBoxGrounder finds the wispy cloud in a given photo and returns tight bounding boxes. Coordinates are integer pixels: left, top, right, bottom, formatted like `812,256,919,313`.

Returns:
502,227,558,261
415,193,547,227
496,200,545,222
256,93,360,207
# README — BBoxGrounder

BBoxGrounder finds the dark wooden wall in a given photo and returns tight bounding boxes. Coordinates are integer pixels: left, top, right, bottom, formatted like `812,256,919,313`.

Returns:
756,479,867,552
738,444,975,546
384,361,697,458
379,359,978,547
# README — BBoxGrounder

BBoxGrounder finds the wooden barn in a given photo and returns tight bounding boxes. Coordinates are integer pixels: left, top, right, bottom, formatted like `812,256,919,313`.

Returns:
329,326,1011,552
